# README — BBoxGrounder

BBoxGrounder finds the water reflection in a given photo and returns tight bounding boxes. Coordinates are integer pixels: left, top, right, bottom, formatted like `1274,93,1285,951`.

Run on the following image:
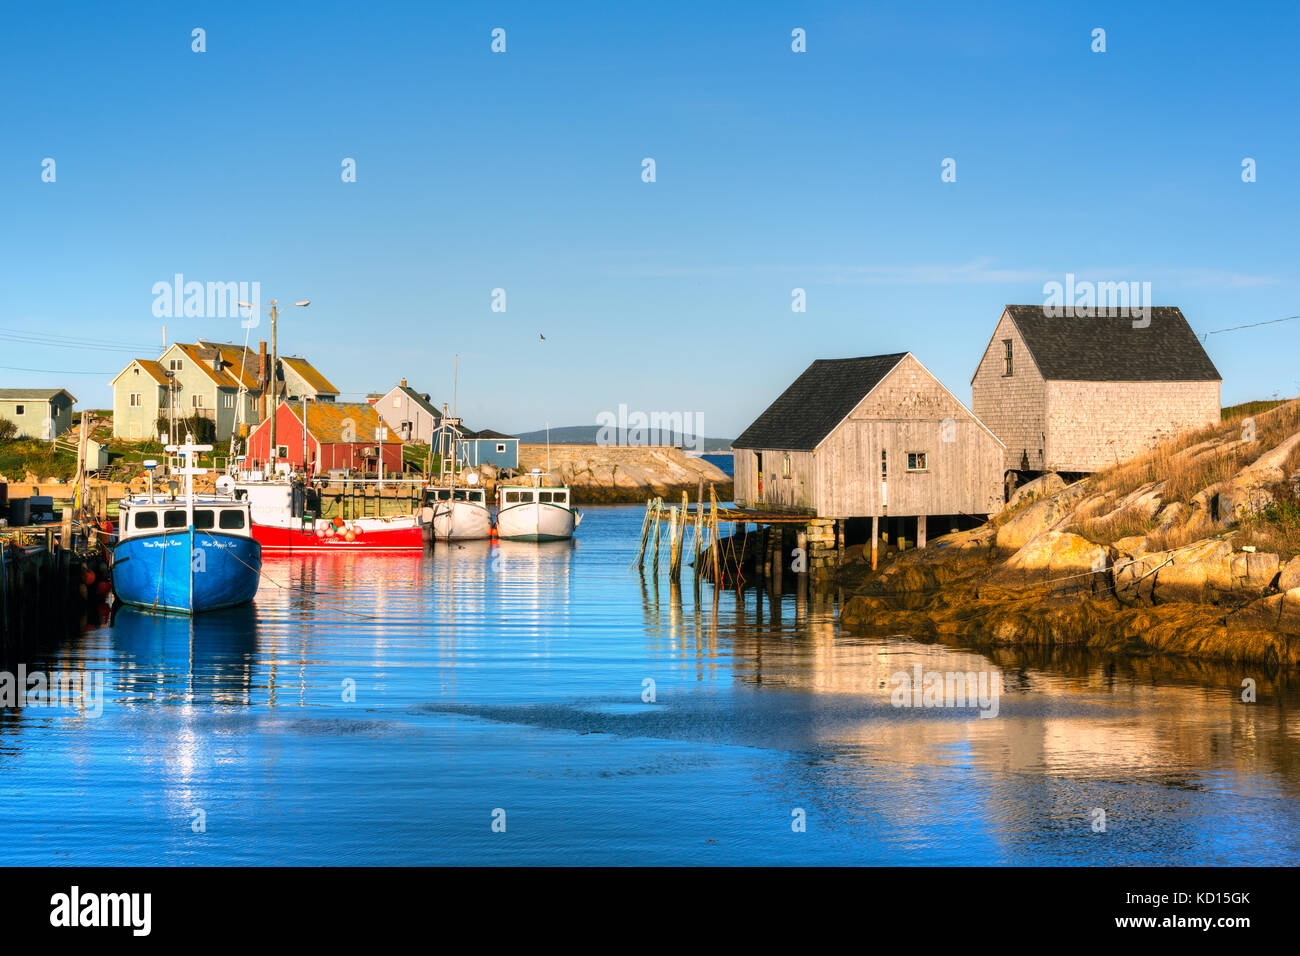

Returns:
0,505,1298,864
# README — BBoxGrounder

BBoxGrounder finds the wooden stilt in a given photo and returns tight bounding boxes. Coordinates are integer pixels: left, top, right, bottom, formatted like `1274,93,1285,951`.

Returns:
773,526,783,594
918,514,927,549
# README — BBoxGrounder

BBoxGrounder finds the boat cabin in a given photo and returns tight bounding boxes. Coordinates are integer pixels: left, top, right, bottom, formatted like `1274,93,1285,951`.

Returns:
498,486,571,508
425,486,488,506
118,498,253,539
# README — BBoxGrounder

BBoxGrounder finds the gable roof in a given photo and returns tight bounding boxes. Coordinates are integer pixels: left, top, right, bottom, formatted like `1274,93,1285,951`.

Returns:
471,428,516,441
168,343,241,388
197,341,262,389
733,353,909,451
0,387,76,403
281,356,339,395
999,305,1221,382
382,383,442,420
290,401,399,444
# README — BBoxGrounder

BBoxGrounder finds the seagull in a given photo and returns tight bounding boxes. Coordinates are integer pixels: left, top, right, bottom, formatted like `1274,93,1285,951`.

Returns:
539,333,546,342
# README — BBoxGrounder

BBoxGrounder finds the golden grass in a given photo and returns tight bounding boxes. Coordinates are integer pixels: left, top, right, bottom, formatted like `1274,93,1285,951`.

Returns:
1090,398,1300,503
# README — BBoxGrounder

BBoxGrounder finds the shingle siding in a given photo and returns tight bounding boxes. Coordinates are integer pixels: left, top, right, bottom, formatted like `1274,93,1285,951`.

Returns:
972,312,1047,474
1045,380,1221,472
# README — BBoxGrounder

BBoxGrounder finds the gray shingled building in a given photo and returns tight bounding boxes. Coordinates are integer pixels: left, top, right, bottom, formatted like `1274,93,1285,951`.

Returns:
732,352,1005,527
971,305,1222,476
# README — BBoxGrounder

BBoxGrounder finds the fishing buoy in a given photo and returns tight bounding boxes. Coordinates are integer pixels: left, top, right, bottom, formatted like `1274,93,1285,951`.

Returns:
344,530,356,541
352,525,364,537
84,570,96,587
95,580,112,599
315,523,326,537
325,526,335,537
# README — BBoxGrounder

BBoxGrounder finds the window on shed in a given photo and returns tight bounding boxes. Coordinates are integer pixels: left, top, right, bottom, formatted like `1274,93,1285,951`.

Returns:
782,453,792,478
14,405,24,416
907,452,928,472
496,443,506,453
881,450,887,479
1002,339,1013,376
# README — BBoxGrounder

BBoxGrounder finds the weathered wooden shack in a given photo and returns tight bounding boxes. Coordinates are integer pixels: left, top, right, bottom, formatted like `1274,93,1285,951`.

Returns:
971,305,1221,477
732,352,1005,546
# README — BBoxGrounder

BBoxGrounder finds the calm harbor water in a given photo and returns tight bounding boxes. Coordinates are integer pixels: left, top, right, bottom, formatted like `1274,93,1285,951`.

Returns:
2,504,1299,865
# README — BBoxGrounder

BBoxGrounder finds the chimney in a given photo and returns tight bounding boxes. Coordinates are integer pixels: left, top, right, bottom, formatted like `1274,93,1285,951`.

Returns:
401,378,407,388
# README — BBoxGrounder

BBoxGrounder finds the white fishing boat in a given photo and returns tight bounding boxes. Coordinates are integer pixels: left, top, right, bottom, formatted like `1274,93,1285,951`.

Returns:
495,470,581,541
423,481,493,540
422,407,492,540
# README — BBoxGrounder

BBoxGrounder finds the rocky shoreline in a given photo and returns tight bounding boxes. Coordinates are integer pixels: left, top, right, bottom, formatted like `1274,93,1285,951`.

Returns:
516,443,732,505
836,402,1300,669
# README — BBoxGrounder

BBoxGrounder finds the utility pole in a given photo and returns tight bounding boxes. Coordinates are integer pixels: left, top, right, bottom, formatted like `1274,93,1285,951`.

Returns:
270,301,279,466
238,297,309,473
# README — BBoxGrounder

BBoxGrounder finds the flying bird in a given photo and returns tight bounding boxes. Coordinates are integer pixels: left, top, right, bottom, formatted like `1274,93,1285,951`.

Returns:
539,333,546,342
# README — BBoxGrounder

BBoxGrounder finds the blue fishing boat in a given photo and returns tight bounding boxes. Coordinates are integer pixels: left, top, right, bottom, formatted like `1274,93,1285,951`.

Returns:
111,441,262,614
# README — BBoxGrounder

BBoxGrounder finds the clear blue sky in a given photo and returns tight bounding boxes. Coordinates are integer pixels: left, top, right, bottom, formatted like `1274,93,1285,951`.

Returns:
1,1,1296,437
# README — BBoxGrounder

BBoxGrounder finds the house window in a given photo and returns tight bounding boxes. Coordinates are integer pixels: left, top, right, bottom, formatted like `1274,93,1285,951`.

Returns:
496,443,506,453
14,404,24,416
1002,339,1013,376
782,453,792,478
132,367,139,376
170,359,183,371
881,449,887,480
129,392,142,407
191,394,203,408
276,445,289,458
907,452,928,472
222,393,235,409
393,396,401,407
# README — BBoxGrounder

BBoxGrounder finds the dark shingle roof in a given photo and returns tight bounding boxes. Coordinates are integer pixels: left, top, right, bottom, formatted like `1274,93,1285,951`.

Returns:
1003,305,1221,382
733,353,908,451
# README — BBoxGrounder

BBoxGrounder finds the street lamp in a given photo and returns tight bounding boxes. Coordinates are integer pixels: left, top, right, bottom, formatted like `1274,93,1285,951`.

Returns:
237,297,310,469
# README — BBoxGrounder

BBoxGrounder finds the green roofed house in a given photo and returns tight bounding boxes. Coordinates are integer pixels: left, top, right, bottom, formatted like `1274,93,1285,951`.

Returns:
0,388,77,439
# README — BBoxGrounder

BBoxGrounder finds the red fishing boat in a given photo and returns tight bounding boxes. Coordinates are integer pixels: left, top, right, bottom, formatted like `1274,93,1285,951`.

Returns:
231,478,425,552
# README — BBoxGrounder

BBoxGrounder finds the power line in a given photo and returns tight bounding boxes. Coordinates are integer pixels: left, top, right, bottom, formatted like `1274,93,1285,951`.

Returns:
1201,313,1300,339
0,364,116,375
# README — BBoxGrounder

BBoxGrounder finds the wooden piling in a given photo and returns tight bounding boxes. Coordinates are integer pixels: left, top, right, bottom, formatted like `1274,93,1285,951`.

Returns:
635,499,654,570
651,500,663,575
709,489,721,585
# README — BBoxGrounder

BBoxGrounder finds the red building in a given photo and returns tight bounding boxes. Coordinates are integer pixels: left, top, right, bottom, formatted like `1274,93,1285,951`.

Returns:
245,401,404,476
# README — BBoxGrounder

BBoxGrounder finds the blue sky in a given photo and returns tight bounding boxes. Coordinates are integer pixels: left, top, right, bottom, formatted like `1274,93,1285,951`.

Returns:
1,1,1296,436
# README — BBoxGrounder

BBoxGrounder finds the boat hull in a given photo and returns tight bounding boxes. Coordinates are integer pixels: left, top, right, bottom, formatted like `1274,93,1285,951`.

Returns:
251,517,425,552
495,502,577,541
428,501,493,540
112,529,262,614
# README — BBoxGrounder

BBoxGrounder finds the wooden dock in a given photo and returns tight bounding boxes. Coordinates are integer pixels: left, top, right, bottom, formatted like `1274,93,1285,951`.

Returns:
633,485,845,593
